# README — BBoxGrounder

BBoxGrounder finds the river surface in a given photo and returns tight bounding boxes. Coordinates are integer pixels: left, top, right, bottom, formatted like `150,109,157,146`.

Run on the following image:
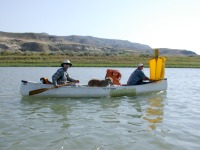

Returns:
0,67,200,150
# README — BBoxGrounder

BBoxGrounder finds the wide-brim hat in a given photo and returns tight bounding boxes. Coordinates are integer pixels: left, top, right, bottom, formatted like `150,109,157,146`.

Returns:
61,60,72,67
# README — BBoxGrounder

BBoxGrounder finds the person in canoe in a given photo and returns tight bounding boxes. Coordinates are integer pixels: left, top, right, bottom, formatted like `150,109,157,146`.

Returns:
127,63,150,85
52,60,79,88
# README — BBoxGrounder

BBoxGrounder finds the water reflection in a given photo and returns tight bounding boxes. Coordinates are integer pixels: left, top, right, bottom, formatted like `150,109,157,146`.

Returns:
142,91,166,130
20,97,74,129
20,92,167,133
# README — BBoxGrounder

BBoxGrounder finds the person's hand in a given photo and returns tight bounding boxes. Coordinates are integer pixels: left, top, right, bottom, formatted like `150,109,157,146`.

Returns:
75,80,80,83
54,85,60,88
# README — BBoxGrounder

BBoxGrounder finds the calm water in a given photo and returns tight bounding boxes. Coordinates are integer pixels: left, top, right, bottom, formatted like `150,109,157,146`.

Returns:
0,67,200,150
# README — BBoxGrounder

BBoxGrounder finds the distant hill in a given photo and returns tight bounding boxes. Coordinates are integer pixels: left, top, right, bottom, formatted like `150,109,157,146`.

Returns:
158,48,197,56
0,31,198,56
62,35,151,50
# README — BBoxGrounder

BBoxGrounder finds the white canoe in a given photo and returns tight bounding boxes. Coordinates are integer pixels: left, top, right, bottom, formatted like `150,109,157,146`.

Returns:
20,79,167,98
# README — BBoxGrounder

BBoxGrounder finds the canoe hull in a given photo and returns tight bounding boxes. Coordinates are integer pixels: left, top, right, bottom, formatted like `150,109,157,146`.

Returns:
20,79,167,98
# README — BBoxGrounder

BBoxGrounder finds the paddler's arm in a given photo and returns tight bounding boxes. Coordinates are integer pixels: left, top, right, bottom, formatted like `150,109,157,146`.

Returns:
66,74,80,83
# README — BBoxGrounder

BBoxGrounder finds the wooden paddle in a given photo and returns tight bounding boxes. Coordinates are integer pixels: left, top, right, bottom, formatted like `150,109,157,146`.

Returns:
29,82,76,96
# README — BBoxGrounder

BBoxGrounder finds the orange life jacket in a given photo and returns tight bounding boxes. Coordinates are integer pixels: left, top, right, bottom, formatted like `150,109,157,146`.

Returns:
105,69,122,85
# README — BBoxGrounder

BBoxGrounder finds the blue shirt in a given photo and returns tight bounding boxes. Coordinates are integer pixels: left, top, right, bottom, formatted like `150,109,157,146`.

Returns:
127,69,147,85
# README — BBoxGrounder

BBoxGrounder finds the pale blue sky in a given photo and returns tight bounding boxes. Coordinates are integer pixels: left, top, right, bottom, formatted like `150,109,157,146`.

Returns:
1,0,200,54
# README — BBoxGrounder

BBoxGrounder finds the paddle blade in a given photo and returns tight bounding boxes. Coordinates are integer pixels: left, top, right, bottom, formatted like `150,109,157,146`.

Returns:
29,88,51,96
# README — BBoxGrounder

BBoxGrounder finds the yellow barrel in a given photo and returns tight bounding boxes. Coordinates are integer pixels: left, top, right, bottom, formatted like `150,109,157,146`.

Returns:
149,53,166,80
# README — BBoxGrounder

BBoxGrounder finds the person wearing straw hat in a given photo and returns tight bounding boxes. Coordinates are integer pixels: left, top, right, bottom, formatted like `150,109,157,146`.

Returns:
127,63,150,85
52,60,79,87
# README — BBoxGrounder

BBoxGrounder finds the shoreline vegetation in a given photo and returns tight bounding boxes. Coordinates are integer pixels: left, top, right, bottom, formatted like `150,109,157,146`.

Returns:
0,53,200,68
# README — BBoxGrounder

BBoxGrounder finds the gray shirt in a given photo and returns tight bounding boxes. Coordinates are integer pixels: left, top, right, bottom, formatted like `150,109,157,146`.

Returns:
127,69,147,85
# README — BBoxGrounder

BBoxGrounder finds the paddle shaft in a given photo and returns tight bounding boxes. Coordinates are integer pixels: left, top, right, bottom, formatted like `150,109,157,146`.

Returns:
29,82,76,96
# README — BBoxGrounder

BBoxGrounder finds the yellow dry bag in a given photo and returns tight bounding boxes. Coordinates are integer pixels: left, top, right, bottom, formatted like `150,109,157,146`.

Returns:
149,49,166,80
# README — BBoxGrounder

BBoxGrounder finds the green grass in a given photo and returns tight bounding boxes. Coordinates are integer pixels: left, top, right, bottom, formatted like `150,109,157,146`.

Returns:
0,54,200,68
